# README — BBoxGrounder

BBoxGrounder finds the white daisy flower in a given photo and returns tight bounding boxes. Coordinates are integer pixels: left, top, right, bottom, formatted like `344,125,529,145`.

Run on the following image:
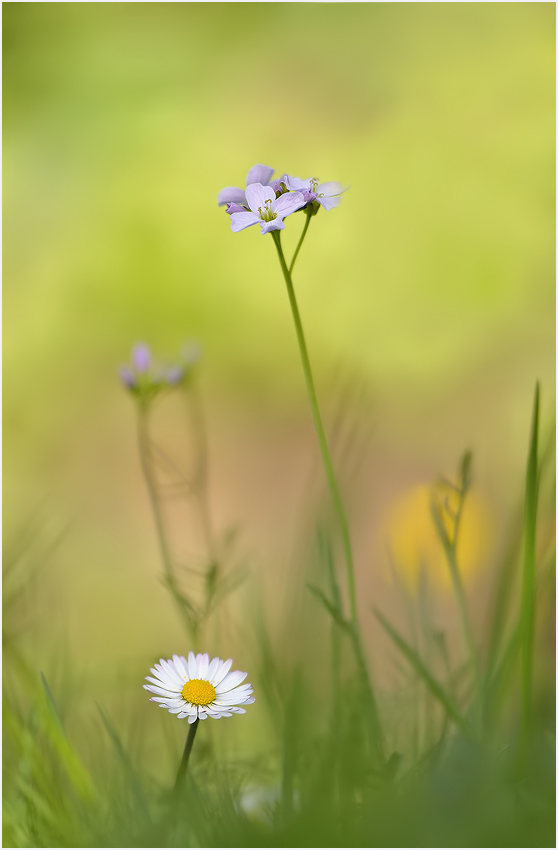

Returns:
144,652,256,723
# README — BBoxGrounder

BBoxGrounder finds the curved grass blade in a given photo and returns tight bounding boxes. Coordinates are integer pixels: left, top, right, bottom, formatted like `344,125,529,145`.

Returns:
97,704,150,815
373,608,472,737
519,382,540,762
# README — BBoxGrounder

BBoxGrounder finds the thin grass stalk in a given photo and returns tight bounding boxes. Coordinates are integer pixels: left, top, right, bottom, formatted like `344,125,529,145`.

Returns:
137,403,176,585
374,607,473,737
518,383,540,764
186,375,216,559
137,403,198,640
432,456,481,712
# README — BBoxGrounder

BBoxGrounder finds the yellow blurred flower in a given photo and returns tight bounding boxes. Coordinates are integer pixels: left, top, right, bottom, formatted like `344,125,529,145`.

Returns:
383,483,493,590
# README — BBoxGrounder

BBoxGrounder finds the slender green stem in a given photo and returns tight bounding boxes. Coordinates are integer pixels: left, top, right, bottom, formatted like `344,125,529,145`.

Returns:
349,624,385,759
175,719,199,790
450,476,482,700
433,472,481,704
272,230,384,758
186,377,216,558
137,404,175,584
137,403,198,639
271,230,357,624
519,383,539,764
447,543,481,697
289,208,313,275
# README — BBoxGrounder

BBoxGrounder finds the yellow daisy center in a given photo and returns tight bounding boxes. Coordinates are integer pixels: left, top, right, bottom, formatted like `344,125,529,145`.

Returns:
182,678,216,706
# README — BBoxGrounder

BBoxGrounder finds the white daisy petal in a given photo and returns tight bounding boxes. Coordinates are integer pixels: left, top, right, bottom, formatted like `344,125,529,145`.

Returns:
212,658,233,686
161,659,184,687
145,676,178,692
216,688,251,700
188,651,198,678
219,684,253,699
146,675,169,690
198,711,208,720
151,665,172,679
207,656,220,681
173,654,188,679
151,666,166,680
144,684,176,697
243,697,256,704
159,659,181,684
218,696,252,707
229,707,247,714
188,714,198,724
152,661,167,677
198,653,210,680
216,670,248,693
177,712,190,719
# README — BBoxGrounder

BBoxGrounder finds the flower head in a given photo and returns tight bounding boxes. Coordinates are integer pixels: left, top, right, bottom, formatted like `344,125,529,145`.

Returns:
283,175,348,211
118,342,157,393
229,183,305,235
217,164,275,208
119,341,200,397
132,343,151,373
144,652,255,722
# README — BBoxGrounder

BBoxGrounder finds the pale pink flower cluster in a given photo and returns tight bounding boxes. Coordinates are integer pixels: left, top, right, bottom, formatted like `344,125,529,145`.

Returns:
217,164,347,235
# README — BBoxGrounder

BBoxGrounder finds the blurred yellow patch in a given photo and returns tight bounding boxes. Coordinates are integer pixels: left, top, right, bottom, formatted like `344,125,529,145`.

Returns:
384,483,493,590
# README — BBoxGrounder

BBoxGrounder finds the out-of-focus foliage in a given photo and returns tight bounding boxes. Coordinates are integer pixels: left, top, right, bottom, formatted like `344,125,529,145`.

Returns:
3,4,555,848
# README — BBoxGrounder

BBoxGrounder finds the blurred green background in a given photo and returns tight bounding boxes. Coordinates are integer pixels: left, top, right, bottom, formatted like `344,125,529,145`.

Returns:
3,3,555,699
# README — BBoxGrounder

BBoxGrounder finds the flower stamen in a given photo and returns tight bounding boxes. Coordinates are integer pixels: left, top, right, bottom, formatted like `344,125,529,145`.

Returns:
257,199,277,222
182,679,216,706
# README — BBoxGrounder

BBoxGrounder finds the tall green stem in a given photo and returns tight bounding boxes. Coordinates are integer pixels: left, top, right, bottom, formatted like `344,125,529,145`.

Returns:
271,230,357,624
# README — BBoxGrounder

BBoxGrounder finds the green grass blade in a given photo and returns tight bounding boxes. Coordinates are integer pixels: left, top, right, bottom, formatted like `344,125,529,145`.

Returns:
307,583,348,630
97,705,150,814
373,608,472,737
318,527,343,615
519,382,540,759
40,674,95,802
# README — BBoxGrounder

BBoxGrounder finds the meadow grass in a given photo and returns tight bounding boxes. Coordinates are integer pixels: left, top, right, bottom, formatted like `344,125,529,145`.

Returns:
3,379,555,849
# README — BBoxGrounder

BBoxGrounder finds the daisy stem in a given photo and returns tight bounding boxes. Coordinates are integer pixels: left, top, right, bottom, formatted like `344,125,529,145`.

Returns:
175,719,199,790
289,207,313,275
271,230,357,625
